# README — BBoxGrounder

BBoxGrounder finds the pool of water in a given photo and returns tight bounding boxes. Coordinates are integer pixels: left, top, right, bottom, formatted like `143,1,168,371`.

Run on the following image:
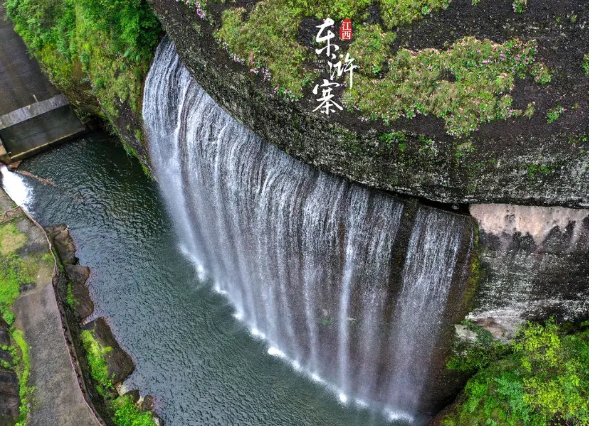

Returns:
15,134,402,426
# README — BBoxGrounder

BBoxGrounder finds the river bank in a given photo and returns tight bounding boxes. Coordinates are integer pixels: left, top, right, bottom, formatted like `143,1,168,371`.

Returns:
0,185,98,426
0,169,162,426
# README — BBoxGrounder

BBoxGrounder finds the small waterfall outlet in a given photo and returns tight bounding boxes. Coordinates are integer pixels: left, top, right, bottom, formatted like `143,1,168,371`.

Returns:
0,165,31,208
143,38,473,422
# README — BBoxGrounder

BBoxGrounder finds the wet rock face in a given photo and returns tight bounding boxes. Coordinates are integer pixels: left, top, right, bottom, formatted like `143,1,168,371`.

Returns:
64,264,94,320
469,204,589,339
46,225,77,265
148,0,589,207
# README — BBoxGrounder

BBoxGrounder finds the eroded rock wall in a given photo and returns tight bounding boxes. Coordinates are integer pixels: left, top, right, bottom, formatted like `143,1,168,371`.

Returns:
469,204,589,339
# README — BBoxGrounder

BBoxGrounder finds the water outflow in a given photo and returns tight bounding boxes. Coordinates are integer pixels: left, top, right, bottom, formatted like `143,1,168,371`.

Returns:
0,165,30,208
143,38,471,421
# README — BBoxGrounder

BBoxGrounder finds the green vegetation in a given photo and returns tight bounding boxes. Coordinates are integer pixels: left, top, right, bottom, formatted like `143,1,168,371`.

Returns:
0,222,37,323
6,0,160,121
216,2,309,97
215,0,451,96
81,330,114,396
347,37,541,136
213,0,549,136
512,0,527,14
113,394,156,426
349,24,397,75
583,54,589,77
0,220,37,425
13,330,32,426
66,282,77,309
531,63,552,85
546,105,565,124
444,320,589,426
526,164,555,178
81,330,156,426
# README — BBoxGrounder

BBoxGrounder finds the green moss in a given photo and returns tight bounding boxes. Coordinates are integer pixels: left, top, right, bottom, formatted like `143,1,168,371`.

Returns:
0,223,27,256
531,63,552,85
379,0,451,28
216,2,312,97
379,131,407,149
348,24,396,75
0,223,38,318
66,282,77,309
80,329,114,396
213,0,546,136
113,394,155,426
80,330,156,425
445,320,589,426
512,0,527,14
526,163,556,178
12,329,32,426
347,37,541,137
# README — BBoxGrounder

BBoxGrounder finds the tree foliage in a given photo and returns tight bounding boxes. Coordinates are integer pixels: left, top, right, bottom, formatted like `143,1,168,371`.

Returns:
445,320,589,426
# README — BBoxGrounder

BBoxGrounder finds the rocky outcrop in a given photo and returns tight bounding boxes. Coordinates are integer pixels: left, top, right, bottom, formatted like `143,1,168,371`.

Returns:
47,224,162,425
83,318,135,384
148,0,589,208
64,264,94,320
469,204,589,339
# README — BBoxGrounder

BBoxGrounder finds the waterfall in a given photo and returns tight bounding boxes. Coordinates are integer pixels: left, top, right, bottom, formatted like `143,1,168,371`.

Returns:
143,38,471,422
0,165,31,208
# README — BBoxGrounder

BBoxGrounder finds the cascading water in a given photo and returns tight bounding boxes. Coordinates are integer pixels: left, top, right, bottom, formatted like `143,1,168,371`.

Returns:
0,165,31,207
143,38,472,422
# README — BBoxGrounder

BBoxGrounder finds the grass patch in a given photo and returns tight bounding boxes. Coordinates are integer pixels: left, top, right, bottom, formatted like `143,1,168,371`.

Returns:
348,24,397,76
0,221,36,425
216,1,311,97
12,329,32,426
80,330,114,397
445,320,589,426
113,394,156,426
0,222,38,322
80,330,156,425
0,223,27,256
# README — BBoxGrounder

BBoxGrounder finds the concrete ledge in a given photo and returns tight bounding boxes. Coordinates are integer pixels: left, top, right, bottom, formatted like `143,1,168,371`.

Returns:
0,94,69,128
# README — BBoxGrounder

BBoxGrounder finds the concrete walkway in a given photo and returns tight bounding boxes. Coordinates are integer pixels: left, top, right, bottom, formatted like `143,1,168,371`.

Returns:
0,188,98,426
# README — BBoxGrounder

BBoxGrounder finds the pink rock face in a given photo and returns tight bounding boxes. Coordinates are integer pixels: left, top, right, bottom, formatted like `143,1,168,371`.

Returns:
470,203,589,249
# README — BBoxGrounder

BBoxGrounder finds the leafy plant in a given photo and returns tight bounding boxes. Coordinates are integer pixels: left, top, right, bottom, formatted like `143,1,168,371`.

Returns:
513,0,527,13
444,320,589,426
531,63,552,85
546,105,565,124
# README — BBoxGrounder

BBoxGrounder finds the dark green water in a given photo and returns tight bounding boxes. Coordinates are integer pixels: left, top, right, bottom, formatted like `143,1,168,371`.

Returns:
19,134,398,426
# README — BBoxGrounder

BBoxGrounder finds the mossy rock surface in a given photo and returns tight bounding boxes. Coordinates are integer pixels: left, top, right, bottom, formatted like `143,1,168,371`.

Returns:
148,0,589,207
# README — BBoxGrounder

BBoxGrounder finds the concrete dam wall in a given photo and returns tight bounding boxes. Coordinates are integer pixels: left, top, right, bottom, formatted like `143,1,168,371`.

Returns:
0,2,84,162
